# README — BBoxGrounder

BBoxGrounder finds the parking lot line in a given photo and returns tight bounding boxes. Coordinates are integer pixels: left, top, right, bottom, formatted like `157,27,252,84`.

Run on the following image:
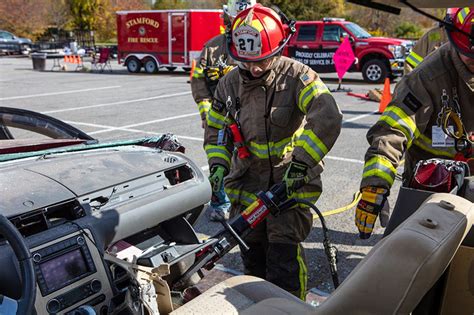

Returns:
43,91,192,114
0,86,121,101
69,120,365,164
342,110,379,124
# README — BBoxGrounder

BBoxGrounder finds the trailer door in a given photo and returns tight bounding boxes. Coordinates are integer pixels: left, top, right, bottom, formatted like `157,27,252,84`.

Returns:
168,12,187,65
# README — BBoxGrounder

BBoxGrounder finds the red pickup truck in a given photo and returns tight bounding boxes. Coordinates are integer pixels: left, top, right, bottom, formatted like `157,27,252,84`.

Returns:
283,18,413,83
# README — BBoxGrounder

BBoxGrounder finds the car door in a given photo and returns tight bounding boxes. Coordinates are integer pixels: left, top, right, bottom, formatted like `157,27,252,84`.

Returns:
287,24,321,69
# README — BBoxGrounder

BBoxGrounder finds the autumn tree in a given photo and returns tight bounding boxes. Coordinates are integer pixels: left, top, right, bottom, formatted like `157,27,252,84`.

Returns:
0,0,50,39
95,0,150,42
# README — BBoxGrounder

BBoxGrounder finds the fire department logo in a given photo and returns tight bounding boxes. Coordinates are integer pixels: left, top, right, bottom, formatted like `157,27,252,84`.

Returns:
139,26,146,36
233,24,261,57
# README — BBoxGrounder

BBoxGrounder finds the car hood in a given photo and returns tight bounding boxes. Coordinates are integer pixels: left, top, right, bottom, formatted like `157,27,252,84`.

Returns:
361,37,408,45
16,37,31,44
0,145,190,217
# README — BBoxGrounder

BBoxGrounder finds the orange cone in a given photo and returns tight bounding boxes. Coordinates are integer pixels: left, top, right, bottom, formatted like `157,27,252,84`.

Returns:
65,55,69,63
378,77,392,113
187,59,196,83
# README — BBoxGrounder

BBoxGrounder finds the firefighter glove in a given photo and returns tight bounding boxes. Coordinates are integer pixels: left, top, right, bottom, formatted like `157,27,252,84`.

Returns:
355,186,390,239
206,66,234,81
283,160,309,196
209,165,226,193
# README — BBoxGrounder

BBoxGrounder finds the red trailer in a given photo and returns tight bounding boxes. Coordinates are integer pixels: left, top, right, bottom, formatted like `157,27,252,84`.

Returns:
116,9,224,73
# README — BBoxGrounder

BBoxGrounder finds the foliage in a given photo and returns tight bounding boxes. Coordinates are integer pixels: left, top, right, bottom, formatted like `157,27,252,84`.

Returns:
0,0,448,43
394,21,423,39
259,0,345,21
68,0,105,31
0,0,50,39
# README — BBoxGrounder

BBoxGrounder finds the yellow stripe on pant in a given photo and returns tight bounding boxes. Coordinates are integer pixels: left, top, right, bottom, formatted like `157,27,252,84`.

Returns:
296,244,308,301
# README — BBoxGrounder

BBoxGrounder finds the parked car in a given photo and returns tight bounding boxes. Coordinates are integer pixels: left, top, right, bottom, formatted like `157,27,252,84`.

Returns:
0,30,32,55
283,18,413,83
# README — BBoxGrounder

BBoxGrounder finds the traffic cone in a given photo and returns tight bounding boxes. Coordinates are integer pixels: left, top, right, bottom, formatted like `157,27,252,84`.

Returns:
187,59,196,84
378,77,392,113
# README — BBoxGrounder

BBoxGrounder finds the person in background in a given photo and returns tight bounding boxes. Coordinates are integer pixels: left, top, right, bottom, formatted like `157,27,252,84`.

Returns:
404,8,458,74
191,0,256,221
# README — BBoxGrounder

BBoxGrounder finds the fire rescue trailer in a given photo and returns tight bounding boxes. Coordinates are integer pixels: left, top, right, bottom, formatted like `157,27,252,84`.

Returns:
116,10,224,73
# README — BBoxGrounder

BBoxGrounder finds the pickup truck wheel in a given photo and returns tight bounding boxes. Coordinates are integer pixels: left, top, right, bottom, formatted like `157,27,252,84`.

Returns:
126,57,142,73
362,59,388,84
144,58,159,74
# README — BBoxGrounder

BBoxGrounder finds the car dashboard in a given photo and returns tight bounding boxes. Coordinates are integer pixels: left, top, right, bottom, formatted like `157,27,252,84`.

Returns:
0,144,211,314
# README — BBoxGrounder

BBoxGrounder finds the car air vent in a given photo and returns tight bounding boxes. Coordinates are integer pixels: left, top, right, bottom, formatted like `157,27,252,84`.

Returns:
163,156,178,163
164,165,194,185
4,200,86,239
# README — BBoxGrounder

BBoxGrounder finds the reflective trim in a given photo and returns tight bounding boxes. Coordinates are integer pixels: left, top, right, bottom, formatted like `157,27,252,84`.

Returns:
380,106,419,146
458,7,470,24
197,100,211,115
205,145,232,165
413,134,456,158
247,128,304,159
363,156,396,186
294,129,328,164
207,109,227,129
292,191,321,208
298,79,330,114
296,245,308,301
192,66,205,79
405,51,423,68
225,188,257,207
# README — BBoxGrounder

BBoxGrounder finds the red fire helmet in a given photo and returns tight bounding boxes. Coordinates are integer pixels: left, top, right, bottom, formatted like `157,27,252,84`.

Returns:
227,4,292,62
446,7,474,58
446,8,460,17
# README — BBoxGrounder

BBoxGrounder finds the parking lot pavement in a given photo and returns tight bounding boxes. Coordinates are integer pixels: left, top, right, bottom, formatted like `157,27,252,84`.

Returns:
0,57,403,293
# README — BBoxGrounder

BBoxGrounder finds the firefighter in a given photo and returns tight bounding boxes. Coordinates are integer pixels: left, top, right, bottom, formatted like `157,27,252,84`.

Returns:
404,8,458,74
355,7,474,239
191,0,256,221
204,4,342,298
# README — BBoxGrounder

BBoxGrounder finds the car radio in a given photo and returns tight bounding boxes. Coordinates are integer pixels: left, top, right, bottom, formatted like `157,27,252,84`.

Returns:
32,230,113,314
33,235,96,296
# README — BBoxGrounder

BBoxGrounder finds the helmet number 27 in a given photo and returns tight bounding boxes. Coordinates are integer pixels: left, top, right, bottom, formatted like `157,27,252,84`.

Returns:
238,38,255,51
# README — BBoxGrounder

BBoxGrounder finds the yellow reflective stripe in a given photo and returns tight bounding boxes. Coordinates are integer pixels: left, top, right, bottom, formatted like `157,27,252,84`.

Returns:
291,191,321,208
296,245,308,301
362,156,396,186
197,100,211,115
233,17,242,30
458,7,470,24
295,129,328,163
192,66,205,79
298,79,330,114
413,134,456,158
251,20,264,32
380,106,419,145
204,144,231,165
225,188,257,207
406,51,423,68
207,109,227,129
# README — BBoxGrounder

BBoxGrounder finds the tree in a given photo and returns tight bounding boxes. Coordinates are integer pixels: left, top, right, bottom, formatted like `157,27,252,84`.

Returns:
259,0,345,21
95,0,150,42
68,0,105,32
0,0,50,39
